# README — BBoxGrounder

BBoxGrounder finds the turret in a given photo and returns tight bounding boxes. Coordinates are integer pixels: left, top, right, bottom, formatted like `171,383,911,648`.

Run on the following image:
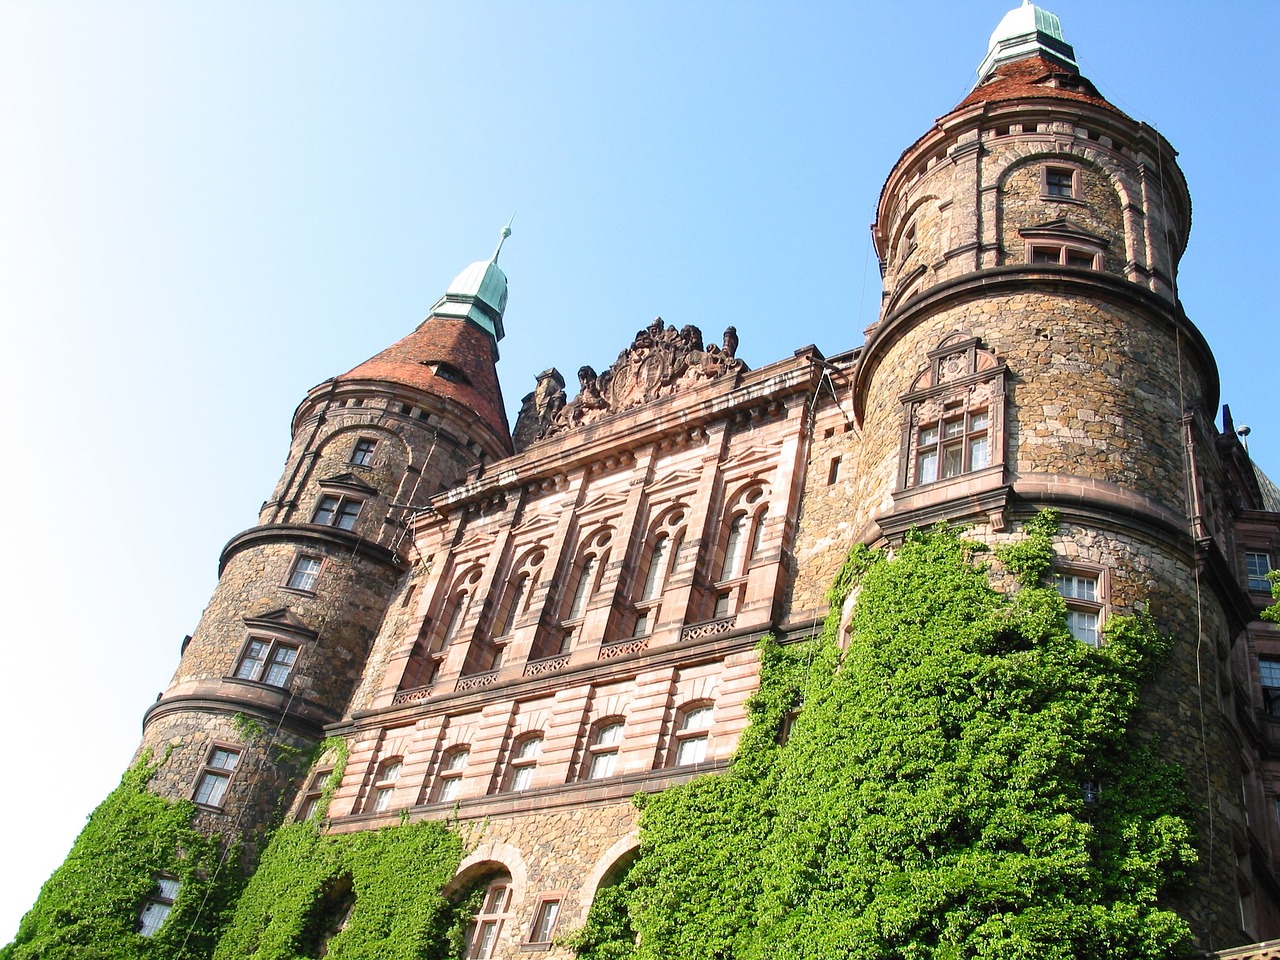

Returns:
135,231,515,847
840,4,1244,948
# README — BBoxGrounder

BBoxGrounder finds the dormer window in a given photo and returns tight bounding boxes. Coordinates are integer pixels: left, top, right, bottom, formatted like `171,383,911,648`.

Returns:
420,360,471,385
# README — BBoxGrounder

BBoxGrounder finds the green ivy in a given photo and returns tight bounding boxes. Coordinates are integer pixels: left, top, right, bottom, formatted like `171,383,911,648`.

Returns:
0,756,243,960
575,514,1197,960
211,817,465,960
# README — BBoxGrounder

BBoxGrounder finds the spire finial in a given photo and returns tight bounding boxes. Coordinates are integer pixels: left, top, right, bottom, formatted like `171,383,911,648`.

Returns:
492,214,515,263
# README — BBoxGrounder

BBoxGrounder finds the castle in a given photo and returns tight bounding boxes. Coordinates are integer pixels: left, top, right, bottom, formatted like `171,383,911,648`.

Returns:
14,4,1280,959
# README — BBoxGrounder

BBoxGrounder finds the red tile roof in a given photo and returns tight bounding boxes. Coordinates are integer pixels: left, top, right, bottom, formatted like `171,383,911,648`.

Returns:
956,56,1122,115
338,318,512,449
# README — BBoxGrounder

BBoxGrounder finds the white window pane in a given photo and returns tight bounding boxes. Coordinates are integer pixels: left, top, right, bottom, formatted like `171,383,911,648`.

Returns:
969,409,989,431
596,723,623,746
676,735,708,766
138,901,172,937
969,435,989,470
589,751,617,780
209,749,239,771
1066,610,1099,647
515,738,541,760
156,877,180,900
194,771,229,806
373,787,392,812
512,765,534,792
438,777,461,802
680,706,713,731
918,450,938,484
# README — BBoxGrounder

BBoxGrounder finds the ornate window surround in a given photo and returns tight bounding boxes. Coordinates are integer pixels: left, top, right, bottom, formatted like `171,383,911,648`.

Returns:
887,334,1010,535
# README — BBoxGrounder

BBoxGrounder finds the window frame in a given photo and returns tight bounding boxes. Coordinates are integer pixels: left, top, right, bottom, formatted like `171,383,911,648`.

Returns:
525,895,564,946
1026,241,1101,269
1041,164,1081,200
298,768,332,821
465,878,513,959
369,756,403,813
137,874,181,937
671,702,714,768
1258,657,1280,717
349,437,378,467
312,494,363,531
285,554,323,593
432,746,469,803
505,733,543,793
584,718,625,781
1246,552,1273,593
231,635,300,688
192,744,241,809
1053,565,1106,647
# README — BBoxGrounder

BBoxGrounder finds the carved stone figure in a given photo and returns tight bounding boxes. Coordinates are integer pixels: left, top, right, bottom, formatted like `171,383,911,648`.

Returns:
541,318,748,439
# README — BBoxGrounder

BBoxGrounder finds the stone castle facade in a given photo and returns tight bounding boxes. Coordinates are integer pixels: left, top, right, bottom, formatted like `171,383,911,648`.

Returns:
26,5,1280,959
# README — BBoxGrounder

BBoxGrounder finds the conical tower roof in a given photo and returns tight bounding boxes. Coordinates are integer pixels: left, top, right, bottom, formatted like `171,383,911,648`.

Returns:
337,229,515,449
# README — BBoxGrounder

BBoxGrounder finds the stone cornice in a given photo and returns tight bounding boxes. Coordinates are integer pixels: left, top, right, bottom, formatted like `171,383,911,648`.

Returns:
336,617,772,733
414,350,824,524
142,688,332,741
219,523,406,576
852,265,1219,424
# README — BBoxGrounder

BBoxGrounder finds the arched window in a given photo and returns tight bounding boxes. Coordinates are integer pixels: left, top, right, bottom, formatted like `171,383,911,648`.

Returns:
713,487,769,619
672,703,713,767
641,534,672,601
433,747,469,803
506,734,543,792
560,528,612,652
465,875,513,959
584,718,625,781
370,757,402,813
633,509,685,637
438,567,483,650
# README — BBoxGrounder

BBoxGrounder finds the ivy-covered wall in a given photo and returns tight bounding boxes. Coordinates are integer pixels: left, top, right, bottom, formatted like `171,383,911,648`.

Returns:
212,818,466,960
0,756,243,960
571,514,1199,960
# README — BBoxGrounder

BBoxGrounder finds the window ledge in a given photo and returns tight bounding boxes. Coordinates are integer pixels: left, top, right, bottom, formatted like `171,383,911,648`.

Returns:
1039,193,1088,206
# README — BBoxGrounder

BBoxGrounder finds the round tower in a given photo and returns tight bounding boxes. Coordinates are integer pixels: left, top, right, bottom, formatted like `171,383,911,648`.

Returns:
848,5,1242,947
137,230,516,845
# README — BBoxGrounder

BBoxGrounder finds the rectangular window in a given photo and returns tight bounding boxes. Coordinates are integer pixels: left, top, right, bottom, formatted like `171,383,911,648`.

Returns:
1028,243,1098,269
138,876,180,936
313,495,362,531
194,747,240,807
234,638,299,687
350,437,377,466
286,555,322,592
1259,658,1280,716
915,410,989,485
1045,167,1076,197
1247,552,1273,592
1055,572,1102,647
588,751,617,780
528,899,561,944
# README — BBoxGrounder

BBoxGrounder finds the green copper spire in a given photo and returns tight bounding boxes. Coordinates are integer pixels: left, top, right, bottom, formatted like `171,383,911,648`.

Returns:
428,223,513,344
975,1,1078,86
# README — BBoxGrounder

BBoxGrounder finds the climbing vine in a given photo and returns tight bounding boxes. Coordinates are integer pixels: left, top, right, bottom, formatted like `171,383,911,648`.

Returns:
574,513,1198,960
211,817,464,960
0,755,243,960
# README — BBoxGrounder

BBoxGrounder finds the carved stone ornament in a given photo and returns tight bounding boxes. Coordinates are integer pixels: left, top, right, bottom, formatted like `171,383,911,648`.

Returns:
540,319,747,439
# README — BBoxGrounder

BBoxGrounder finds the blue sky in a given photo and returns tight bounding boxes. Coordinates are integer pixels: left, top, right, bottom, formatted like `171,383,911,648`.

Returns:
1,0,1276,941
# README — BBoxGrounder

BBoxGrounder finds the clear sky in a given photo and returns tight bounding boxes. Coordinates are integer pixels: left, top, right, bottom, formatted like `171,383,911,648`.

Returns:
1,0,1276,942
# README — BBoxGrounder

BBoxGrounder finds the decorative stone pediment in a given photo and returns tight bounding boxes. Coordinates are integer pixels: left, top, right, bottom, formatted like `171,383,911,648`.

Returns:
539,318,747,439
244,608,317,639
317,472,379,495
1018,218,1110,248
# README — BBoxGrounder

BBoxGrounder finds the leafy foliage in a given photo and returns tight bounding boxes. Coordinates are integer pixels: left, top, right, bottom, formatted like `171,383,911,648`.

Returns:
575,515,1197,960
211,817,464,960
0,757,243,960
